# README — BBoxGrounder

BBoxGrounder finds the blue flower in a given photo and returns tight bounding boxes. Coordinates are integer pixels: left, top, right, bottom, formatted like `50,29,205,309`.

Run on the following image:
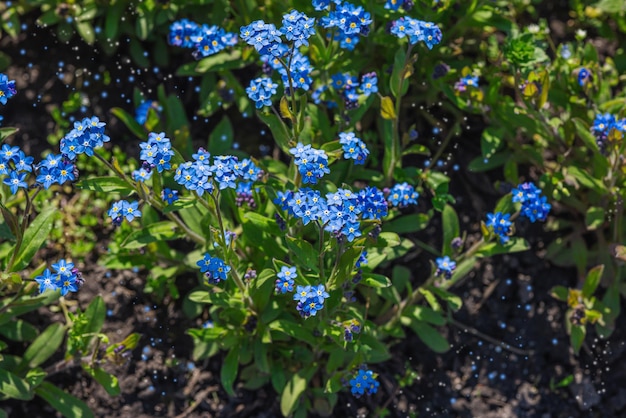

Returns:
390,17,442,49
3,170,28,194
511,182,541,203
511,182,551,223
275,265,297,294
356,250,368,268
35,269,58,294
320,2,372,50
455,74,479,92
35,261,82,295
289,143,330,184
280,10,316,48
436,256,456,279
359,72,378,96
162,188,179,205
387,182,419,207
122,201,141,222
135,100,161,125
60,116,109,161
240,20,283,55
246,77,278,109
578,68,591,86
350,368,379,397
0,73,17,105
197,253,231,284
486,212,512,244
339,132,369,165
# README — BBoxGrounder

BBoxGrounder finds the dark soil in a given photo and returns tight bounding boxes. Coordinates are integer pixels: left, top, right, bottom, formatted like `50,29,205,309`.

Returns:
2,11,626,418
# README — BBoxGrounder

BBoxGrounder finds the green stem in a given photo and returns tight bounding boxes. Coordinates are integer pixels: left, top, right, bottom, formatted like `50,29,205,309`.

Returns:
386,43,414,185
209,191,255,311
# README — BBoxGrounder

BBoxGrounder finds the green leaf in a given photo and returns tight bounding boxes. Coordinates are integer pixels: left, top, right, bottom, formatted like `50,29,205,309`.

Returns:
243,212,281,235
442,205,460,256
257,111,291,154
402,144,430,156
361,273,392,288
84,296,106,334
428,286,462,311
383,213,430,234
475,237,529,257
407,320,449,353
286,237,319,272
582,265,604,299
0,319,38,342
208,116,233,155
253,340,270,374
0,127,18,141
0,369,32,400
570,324,585,355
111,107,146,139
75,21,95,44
280,370,308,417
567,166,607,195
380,96,396,120
221,348,239,396
550,285,569,302
76,176,134,194
10,206,56,272
20,323,65,370
405,305,446,326
249,269,275,312
468,152,509,172
585,207,605,231
177,50,244,75
35,381,94,418
480,127,505,159
104,1,126,41
121,221,182,249
390,47,409,98
83,366,120,396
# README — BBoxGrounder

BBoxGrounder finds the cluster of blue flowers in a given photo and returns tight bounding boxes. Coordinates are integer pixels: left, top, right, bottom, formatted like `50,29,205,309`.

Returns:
246,77,278,109
168,19,237,59
262,48,314,92
137,132,175,179
275,265,297,294
591,112,626,152
339,132,369,165
349,368,379,397
435,256,456,279
511,182,551,223
1,146,76,194
274,186,387,242
384,0,413,11
197,253,231,285
313,71,378,108
289,143,330,185
294,284,330,317
35,260,83,296
240,11,316,61
60,116,110,160
386,182,419,207
454,74,479,92
0,73,17,105
318,1,372,50
281,10,316,47
36,154,76,190
108,200,142,226
485,212,512,244
390,17,442,49
174,148,262,196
